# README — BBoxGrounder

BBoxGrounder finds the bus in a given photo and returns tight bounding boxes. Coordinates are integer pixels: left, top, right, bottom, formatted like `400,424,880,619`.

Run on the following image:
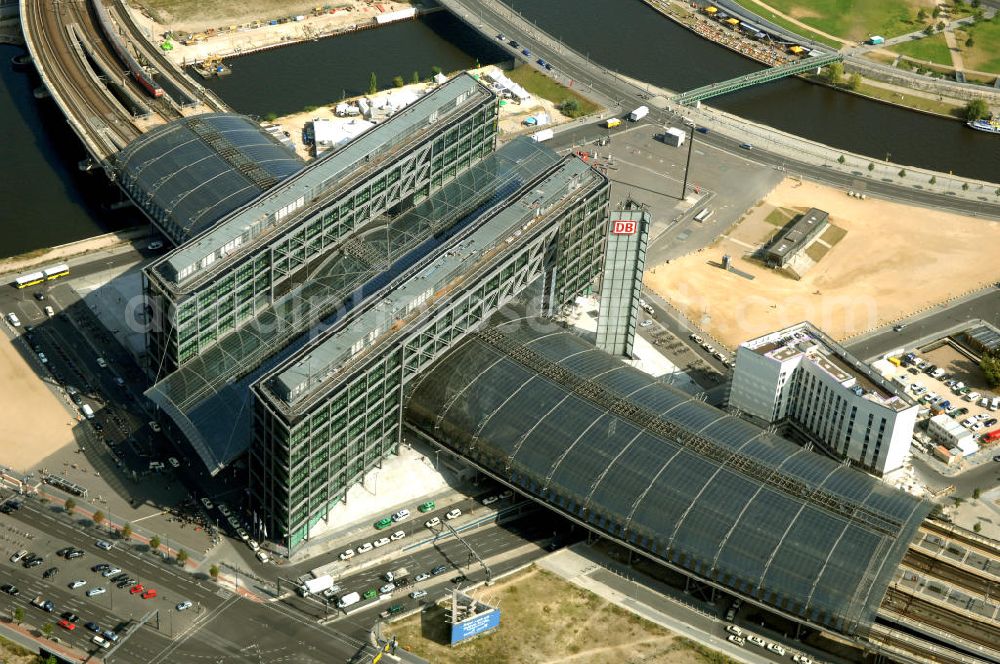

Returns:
13,264,69,289
14,271,45,289
694,208,714,223
43,263,70,280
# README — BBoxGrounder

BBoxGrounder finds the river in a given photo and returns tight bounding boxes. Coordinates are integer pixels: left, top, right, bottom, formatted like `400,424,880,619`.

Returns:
498,0,999,180
0,45,140,260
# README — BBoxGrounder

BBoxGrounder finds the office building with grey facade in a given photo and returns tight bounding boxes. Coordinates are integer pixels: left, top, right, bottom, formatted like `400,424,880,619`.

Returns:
249,144,611,550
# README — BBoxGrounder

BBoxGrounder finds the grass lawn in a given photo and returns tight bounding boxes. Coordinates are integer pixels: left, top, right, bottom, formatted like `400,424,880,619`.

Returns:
889,33,953,66
391,568,737,664
960,19,1000,74
505,65,600,117
732,0,935,42
139,0,323,23
820,224,848,247
764,208,795,226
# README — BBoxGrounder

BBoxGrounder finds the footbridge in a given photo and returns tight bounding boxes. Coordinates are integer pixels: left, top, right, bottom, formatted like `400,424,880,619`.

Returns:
405,317,1000,664
673,53,842,106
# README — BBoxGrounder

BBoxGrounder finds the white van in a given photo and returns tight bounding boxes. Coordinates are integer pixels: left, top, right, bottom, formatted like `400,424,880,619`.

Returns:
337,591,360,609
6,312,20,327
81,404,95,419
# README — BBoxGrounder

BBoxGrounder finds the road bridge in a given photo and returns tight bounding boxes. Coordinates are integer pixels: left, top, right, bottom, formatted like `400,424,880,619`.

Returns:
672,53,842,106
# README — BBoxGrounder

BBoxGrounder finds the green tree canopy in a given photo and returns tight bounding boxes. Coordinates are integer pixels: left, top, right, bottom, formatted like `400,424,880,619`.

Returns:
149,535,161,551
93,510,105,526
210,564,220,580
64,498,75,514
982,352,1000,388
825,61,845,84
965,98,990,121
392,75,405,88
368,72,378,95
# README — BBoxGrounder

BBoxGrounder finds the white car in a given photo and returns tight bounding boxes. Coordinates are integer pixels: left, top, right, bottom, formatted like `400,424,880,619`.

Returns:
92,635,111,649
167,457,180,468
44,306,54,317
147,241,164,251
96,357,107,368
767,643,786,656
86,587,106,597
248,540,260,552
149,421,161,433
37,352,48,364
391,509,410,522
725,625,742,636
6,312,20,327
236,528,250,541
746,635,766,647
793,655,813,664
356,542,373,554
424,517,441,528
373,537,391,548
378,582,396,594
95,540,113,551
255,550,270,563
339,549,356,561
639,319,653,328
218,503,230,516
69,580,87,589
101,567,121,577
409,589,428,599
200,497,214,510
481,495,499,506
726,634,745,646
390,530,406,541
498,490,513,500
414,572,431,582
445,508,462,520
176,600,193,611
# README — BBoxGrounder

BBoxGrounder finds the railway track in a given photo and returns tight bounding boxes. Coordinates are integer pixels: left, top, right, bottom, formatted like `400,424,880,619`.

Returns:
920,521,1000,563
24,0,140,158
868,623,996,664
881,586,1000,656
903,548,1000,600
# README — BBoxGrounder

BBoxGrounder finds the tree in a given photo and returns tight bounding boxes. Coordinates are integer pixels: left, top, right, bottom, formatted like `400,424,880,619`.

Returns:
121,522,132,541
868,162,875,172
368,72,377,95
898,168,907,177
923,24,936,36
263,112,278,122
392,75,405,88
936,20,946,31
41,622,53,638
965,98,990,120
209,564,220,581
64,498,75,515
93,510,105,527
982,352,1000,388
932,5,942,17
149,535,161,551
825,61,844,84
560,98,583,117
412,70,420,84
929,175,937,185
847,72,862,90
13,606,24,624
431,65,442,76
973,487,982,499
917,8,928,21
176,549,189,565
837,155,846,164
46,657,57,664
974,522,983,533
966,36,975,48
962,182,970,190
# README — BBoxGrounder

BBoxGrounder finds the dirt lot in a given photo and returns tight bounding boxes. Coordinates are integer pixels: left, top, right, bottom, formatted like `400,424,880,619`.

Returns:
391,568,732,664
645,179,1000,349
0,635,41,664
0,335,76,473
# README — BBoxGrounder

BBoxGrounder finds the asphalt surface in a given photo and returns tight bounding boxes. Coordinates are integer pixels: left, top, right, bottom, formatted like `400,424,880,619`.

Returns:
446,0,1000,220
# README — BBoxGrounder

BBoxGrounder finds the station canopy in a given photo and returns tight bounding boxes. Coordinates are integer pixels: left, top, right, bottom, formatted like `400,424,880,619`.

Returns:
115,113,304,245
405,319,931,636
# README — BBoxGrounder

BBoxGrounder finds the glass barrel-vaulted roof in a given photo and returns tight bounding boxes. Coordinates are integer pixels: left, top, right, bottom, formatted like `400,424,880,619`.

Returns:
115,113,304,245
404,319,931,637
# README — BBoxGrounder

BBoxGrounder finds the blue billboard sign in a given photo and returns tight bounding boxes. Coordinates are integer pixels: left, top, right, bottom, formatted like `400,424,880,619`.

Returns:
450,608,501,645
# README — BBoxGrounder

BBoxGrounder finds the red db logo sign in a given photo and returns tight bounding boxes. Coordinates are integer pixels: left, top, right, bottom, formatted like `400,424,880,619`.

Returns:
611,220,637,235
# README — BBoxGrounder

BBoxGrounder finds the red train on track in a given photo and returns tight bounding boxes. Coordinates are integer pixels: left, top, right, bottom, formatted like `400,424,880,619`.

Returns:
91,0,164,98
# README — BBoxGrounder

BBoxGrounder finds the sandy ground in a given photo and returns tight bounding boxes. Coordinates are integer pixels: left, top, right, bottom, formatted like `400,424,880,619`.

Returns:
0,335,77,473
271,66,569,161
645,179,1000,349
129,0,415,65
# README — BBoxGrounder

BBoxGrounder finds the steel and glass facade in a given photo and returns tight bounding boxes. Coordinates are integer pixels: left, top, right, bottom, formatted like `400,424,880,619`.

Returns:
596,206,648,357
143,75,498,377
250,156,610,550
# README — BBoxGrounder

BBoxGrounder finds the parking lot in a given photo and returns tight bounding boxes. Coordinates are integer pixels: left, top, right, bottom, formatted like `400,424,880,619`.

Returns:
884,350,1000,444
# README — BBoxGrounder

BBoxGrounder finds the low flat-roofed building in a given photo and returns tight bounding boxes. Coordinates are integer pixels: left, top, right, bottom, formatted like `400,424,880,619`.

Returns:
764,207,828,267
730,321,917,476
927,414,977,456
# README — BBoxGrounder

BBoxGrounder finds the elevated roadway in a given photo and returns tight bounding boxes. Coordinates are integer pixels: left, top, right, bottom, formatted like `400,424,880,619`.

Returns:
439,0,1000,220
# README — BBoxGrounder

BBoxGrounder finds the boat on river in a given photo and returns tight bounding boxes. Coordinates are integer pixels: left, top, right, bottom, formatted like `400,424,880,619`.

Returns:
967,116,1000,134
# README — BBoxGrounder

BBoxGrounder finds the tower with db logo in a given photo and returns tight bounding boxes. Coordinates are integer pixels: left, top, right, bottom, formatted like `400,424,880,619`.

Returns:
596,201,649,357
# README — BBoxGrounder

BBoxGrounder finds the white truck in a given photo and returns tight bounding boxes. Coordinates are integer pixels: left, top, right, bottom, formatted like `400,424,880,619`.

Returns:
530,128,554,142
383,567,409,583
337,591,361,609
628,105,649,121
298,574,336,597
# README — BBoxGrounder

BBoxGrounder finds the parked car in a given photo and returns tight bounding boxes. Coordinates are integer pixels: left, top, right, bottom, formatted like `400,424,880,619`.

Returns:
374,517,392,530
417,501,435,513
363,589,378,600
373,537,391,548
391,509,410,522
142,588,157,599
431,565,448,576
424,517,441,528
339,549,355,561
57,619,76,631
43,567,59,579
410,589,428,599
390,530,406,541
86,587,106,597
94,540,113,551
356,542,374,554
69,580,87,589
414,573,431,582
130,584,145,595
